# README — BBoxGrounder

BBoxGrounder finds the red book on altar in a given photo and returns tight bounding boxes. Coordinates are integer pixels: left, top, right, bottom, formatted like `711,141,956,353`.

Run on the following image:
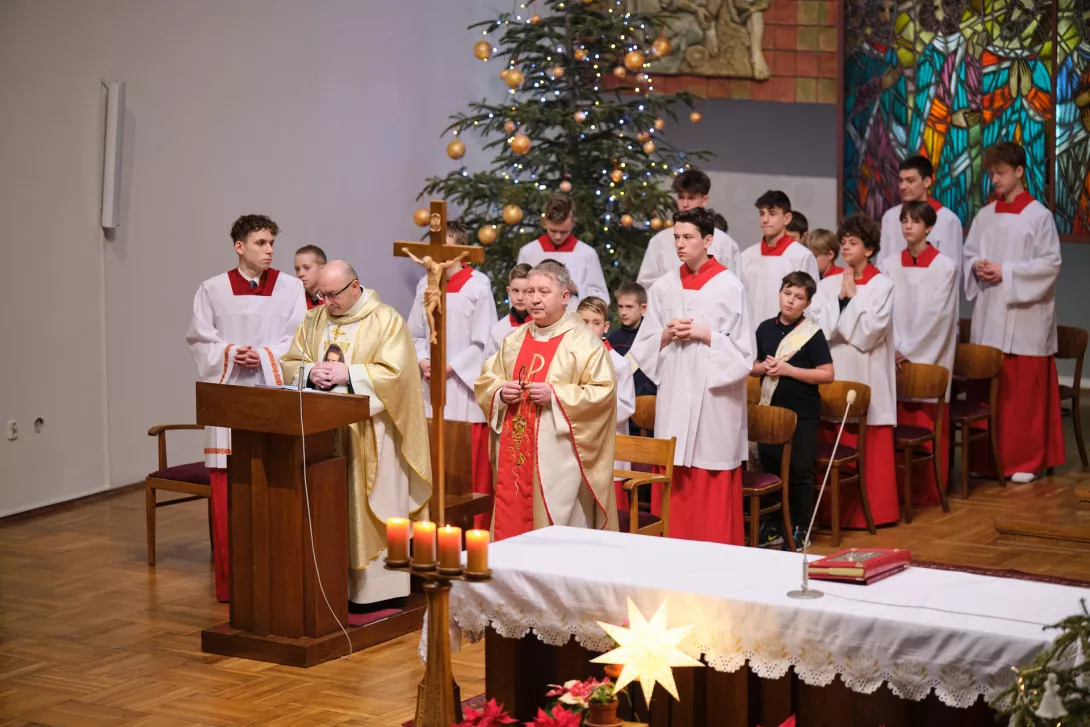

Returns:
808,548,911,584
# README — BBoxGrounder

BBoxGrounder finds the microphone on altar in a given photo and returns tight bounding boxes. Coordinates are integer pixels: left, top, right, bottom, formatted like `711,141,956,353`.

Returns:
787,387,856,601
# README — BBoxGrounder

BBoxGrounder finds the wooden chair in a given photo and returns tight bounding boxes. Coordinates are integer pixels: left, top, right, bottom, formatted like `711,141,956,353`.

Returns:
816,381,876,547
1051,325,1088,473
145,424,211,566
949,343,1004,497
894,363,951,524
613,435,676,536
746,375,761,406
631,395,656,436
743,404,798,551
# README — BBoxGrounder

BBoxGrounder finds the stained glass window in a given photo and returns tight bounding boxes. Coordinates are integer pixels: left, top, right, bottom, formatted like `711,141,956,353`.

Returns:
1055,0,1090,235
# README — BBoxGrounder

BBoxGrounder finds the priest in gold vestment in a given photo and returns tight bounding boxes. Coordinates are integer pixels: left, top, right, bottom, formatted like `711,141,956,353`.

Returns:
281,261,431,606
475,261,619,541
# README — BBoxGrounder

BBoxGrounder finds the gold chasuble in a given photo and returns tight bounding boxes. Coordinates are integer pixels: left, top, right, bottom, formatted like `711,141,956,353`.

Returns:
281,291,432,587
475,311,618,541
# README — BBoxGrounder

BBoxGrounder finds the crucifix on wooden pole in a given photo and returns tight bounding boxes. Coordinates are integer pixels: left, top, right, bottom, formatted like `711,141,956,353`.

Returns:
394,200,485,527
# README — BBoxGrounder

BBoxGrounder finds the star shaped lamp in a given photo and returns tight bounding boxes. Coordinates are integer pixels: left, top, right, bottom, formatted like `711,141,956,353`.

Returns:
591,598,703,706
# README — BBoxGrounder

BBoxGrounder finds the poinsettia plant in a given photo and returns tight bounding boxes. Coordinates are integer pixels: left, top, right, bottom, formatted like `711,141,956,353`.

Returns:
545,677,615,710
454,677,618,726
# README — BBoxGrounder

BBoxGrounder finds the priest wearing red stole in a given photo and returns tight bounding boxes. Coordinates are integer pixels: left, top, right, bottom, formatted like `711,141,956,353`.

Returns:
516,194,608,311
811,214,899,528
879,201,958,506
878,155,964,273
630,207,755,545
186,214,306,601
964,142,1064,483
475,261,619,541
407,221,497,528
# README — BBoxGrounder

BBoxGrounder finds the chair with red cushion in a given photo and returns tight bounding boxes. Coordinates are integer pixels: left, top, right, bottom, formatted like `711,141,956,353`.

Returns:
743,403,798,551
145,424,211,565
949,343,1004,498
816,381,876,547
1051,325,1088,473
613,434,675,537
894,362,951,524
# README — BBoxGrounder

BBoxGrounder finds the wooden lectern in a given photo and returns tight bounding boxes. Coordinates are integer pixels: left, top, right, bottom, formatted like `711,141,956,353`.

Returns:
195,382,424,667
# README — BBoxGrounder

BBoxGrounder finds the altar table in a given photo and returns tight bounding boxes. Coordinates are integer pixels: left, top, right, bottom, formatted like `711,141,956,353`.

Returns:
446,527,1088,726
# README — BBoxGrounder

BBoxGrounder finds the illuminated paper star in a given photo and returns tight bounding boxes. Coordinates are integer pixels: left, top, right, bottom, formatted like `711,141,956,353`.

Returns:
591,598,703,706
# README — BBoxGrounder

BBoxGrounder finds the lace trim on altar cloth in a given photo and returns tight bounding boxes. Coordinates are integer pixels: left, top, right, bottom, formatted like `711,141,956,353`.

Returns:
440,592,1019,710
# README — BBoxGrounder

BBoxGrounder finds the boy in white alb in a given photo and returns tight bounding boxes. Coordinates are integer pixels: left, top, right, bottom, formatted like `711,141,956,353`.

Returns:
878,155,964,276
810,214,899,529
186,214,306,602
964,142,1064,483
878,201,958,508
516,194,608,310
636,168,740,286
408,221,497,523
630,208,754,545
738,190,820,325
486,263,532,359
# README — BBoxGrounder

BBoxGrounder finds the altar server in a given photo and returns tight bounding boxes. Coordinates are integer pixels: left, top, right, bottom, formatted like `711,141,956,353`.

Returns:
806,228,844,279
879,201,958,504
476,261,619,541
811,213,899,527
630,207,754,545
407,220,497,525
879,155,964,272
486,263,532,359
738,190,820,324
186,214,306,601
516,194,608,310
294,244,327,309
964,142,1064,483
637,169,740,286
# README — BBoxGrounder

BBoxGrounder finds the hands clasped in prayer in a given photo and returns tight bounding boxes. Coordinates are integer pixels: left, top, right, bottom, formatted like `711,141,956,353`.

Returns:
232,345,262,369
973,259,1004,283
499,379,552,406
753,355,798,378
418,359,454,383
839,272,857,300
659,317,711,348
309,361,350,390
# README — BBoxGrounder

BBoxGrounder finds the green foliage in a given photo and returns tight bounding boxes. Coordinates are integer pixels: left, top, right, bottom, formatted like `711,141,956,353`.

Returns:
419,0,711,307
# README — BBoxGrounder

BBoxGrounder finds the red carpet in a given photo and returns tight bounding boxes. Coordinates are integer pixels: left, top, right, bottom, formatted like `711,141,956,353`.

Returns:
347,608,402,627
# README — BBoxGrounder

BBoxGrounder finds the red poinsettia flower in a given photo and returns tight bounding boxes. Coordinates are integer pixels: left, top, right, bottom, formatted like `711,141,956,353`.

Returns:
525,705,583,727
544,678,604,708
454,698,517,726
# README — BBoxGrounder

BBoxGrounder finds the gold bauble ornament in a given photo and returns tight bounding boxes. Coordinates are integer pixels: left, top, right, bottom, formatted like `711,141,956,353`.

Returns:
636,73,649,84
478,225,498,245
559,180,573,193
502,204,524,225
574,48,588,61
664,218,674,227
610,169,624,183
510,133,532,155
620,214,634,227
446,139,466,159
636,131,651,143
652,37,673,58
624,50,646,72
642,140,656,154
690,111,703,124
530,13,542,24
650,216,664,230
613,66,627,78
474,41,493,60
504,119,517,134
653,118,665,131
505,68,525,88
500,67,511,81
574,110,588,122
551,65,565,79
413,208,430,227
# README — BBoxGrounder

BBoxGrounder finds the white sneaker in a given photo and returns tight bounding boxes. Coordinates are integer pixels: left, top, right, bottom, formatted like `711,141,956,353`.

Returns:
1011,472,1037,484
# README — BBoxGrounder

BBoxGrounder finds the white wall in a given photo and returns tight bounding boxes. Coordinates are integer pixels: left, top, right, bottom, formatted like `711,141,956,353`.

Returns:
706,171,837,248
0,0,500,515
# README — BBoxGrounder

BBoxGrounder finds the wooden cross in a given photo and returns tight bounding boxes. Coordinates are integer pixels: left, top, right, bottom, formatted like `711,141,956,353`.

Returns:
394,200,485,527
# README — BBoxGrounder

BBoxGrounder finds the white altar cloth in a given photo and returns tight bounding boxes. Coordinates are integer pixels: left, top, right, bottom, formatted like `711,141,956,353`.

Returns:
446,527,1088,708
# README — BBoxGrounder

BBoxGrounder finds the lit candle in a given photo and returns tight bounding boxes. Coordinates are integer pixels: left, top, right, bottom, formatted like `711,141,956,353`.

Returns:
465,529,489,574
412,521,437,567
437,525,462,571
386,517,409,563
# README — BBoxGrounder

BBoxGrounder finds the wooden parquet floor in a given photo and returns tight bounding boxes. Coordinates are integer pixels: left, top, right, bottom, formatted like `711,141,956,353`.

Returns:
2,426,1089,726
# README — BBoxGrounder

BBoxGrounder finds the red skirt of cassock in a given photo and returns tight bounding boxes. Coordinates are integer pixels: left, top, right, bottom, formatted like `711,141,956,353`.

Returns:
650,466,743,545
817,424,899,528
470,423,493,531
896,402,949,507
968,354,1064,477
209,468,230,603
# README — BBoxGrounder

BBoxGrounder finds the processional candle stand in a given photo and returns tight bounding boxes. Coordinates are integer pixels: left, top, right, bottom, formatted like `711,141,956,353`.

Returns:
384,520,492,727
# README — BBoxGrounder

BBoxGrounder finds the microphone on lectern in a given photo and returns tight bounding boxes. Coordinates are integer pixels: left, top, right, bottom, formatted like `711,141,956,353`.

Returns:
788,388,857,600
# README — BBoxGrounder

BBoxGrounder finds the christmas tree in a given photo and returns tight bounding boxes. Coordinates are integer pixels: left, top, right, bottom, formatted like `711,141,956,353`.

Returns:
419,0,710,306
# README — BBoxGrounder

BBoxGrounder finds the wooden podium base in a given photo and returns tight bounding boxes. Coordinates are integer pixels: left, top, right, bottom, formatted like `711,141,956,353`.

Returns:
201,593,426,668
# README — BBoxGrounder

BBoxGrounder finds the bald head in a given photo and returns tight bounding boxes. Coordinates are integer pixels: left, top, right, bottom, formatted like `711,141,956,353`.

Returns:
317,259,362,315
